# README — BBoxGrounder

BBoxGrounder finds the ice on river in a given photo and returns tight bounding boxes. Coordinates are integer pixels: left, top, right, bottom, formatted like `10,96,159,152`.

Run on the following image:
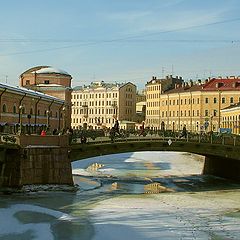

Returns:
90,191,240,240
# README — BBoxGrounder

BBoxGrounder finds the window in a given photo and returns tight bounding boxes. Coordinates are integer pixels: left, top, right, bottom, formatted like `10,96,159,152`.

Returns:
222,97,226,104
205,98,209,104
13,105,16,114
26,80,30,85
230,97,234,104
214,97,217,103
213,109,217,116
2,104,6,113
205,110,209,116
44,80,50,84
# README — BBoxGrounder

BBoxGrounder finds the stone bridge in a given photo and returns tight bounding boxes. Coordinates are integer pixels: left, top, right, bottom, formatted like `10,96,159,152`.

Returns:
70,136,240,181
0,134,240,189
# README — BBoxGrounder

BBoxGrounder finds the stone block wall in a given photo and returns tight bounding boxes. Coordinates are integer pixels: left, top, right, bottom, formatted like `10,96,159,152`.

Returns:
20,147,73,185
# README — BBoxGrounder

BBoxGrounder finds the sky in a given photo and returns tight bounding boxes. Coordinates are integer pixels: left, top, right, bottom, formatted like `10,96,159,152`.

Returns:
0,0,240,90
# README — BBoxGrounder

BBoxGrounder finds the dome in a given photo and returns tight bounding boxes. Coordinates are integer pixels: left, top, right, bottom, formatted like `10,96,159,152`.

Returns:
32,66,70,76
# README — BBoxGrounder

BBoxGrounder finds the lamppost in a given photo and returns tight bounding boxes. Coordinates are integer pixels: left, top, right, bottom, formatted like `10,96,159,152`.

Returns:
46,110,50,128
19,105,23,134
62,106,66,131
27,114,31,134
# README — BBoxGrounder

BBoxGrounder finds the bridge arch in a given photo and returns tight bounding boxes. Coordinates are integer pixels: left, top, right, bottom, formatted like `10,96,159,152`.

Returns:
70,140,240,181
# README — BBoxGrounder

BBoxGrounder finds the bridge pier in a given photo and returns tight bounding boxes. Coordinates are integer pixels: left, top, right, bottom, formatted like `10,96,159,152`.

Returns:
0,135,73,189
203,155,240,181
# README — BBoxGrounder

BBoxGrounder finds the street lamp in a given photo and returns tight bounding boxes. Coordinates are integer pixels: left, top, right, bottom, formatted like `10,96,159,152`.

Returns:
19,105,23,134
46,110,50,128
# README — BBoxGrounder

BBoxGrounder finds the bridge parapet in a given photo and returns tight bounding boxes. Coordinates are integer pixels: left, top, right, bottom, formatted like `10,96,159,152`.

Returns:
0,134,69,147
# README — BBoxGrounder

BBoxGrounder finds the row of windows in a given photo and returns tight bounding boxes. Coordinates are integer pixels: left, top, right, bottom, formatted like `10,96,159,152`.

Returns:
222,115,240,121
125,93,133,98
1,104,60,118
72,92,118,99
147,109,218,117
72,118,115,124
147,85,160,92
72,108,117,115
72,100,118,107
147,96,240,106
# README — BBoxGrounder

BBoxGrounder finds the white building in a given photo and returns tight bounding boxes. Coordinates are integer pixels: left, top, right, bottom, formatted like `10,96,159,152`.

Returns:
71,81,136,129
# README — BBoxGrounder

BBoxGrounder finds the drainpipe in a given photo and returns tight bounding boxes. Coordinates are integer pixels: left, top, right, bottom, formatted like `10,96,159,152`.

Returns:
0,88,7,121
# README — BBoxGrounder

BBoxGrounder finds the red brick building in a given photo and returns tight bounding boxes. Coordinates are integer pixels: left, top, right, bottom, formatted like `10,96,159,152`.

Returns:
19,66,72,129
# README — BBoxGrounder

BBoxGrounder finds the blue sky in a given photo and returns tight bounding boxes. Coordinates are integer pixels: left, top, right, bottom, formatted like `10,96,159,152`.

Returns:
0,0,240,89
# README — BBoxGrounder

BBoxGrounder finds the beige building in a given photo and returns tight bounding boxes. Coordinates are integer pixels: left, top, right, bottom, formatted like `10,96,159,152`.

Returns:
71,81,136,129
19,66,72,129
221,103,240,134
146,75,240,132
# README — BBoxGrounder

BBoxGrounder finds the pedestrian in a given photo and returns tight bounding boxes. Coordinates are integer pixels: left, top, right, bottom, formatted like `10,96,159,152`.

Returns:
139,121,145,136
113,120,120,135
181,125,187,138
40,129,46,136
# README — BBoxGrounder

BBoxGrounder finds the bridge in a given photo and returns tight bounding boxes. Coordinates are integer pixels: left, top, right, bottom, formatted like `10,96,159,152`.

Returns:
0,132,239,189
70,133,240,181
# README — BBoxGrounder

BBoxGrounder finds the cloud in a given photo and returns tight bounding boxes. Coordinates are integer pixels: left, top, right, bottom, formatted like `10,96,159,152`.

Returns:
102,2,236,36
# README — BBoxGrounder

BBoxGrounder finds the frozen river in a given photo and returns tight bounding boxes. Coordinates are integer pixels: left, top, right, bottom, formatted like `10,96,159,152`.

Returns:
0,151,239,240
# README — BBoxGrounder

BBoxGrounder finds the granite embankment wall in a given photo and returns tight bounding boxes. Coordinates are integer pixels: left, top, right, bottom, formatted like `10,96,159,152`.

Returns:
0,135,73,188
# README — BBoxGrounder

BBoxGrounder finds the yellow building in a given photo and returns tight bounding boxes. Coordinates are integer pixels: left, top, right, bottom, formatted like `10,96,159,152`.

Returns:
71,81,136,129
146,76,240,132
221,103,240,135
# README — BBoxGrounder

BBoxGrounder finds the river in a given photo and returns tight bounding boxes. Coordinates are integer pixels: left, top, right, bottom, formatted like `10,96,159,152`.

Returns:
0,151,239,240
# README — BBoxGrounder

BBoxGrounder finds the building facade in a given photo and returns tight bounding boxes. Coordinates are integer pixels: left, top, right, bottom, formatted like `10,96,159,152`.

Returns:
221,103,240,135
19,66,72,129
0,83,65,134
71,81,136,129
146,76,240,133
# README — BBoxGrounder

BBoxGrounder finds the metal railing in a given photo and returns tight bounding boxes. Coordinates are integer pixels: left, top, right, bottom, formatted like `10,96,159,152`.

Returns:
71,130,240,147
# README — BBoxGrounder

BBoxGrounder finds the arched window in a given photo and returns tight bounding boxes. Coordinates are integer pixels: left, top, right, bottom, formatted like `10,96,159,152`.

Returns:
55,112,58,118
2,104,6,113
44,110,47,116
30,108,33,115
13,105,16,114
38,110,40,116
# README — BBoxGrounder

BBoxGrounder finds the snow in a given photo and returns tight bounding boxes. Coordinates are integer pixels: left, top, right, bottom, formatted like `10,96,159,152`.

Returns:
33,67,70,75
90,191,240,240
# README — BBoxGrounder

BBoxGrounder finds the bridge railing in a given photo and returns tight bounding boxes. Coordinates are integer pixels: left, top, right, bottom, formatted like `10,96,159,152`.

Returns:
71,129,240,147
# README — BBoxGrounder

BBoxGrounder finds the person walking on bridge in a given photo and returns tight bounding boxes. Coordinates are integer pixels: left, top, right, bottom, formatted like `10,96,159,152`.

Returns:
113,120,120,135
